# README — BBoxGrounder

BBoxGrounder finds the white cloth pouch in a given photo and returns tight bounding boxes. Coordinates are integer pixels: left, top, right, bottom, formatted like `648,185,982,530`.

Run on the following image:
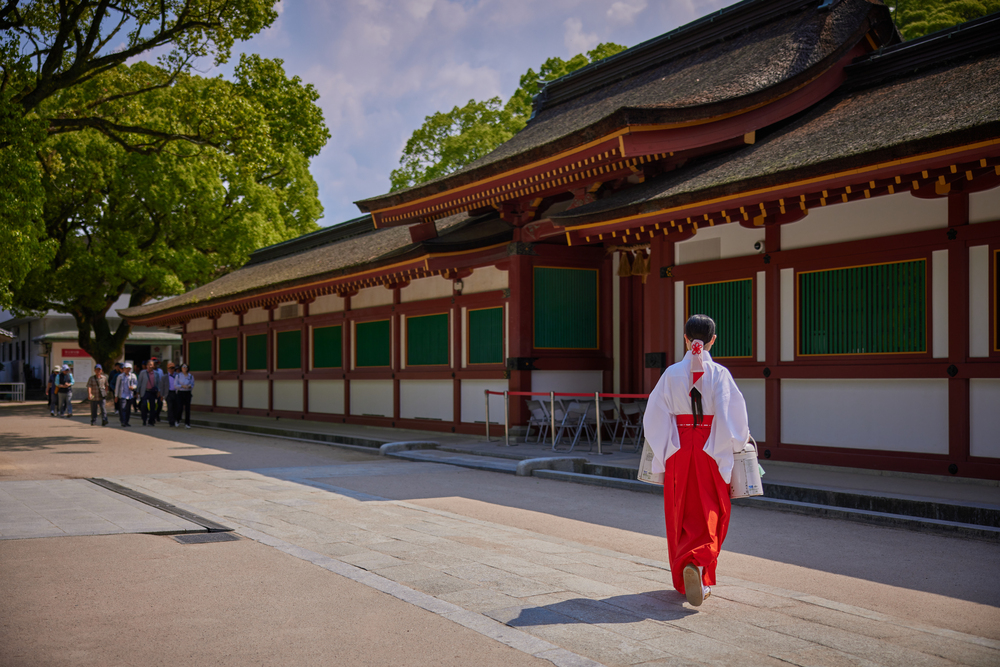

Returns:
637,438,664,486
730,436,764,499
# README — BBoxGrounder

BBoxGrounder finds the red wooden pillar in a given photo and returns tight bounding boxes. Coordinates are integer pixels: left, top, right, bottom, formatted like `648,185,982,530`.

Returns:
452,299,462,431
948,192,971,474
601,253,615,393
764,223,782,454
301,300,311,419
644,237,671,393
343,296,351,422
507,253,533,428
393,288,401,425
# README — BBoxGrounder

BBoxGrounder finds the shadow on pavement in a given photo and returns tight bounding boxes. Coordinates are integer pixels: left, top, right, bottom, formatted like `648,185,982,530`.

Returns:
498,594,694,627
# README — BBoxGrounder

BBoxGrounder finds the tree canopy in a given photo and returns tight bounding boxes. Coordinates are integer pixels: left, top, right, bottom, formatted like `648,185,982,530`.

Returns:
11,55,327,370
389,43,627,192
0,0,283,309
889,0,1000,40
1,1,329,369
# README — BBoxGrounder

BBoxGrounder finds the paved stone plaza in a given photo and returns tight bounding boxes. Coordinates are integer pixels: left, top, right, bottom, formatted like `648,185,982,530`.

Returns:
1,405,998,666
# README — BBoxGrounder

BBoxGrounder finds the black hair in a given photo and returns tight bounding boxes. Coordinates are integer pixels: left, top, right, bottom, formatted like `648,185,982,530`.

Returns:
685,314,716,425
685,314,716,343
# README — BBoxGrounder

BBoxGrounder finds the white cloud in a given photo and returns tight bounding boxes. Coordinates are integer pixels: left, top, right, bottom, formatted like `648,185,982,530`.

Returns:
607,0,648,25
563,17,599,55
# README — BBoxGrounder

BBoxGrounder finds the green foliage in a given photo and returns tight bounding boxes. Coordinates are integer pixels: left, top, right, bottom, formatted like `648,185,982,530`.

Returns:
0,0,284,308
390,43,627,192
889,0,1000,40
9,57,328,370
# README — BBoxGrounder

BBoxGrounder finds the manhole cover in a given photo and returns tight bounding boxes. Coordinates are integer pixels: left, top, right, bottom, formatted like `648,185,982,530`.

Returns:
173,532,240,544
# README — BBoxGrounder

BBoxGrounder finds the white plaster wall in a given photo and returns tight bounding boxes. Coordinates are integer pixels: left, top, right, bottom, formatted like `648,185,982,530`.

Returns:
215,380,239,408
187,317,213,333
191,379,213,406
969,185,1000,224
217,312,239,329
781,193,948,250
675,222,765,265
969,245,991,358
970,379,1000,458
352,286,393,310
242,380,269,410
781,379,948,454
311,293,345,315
309,379,345,414
931,250,949,358
462,266,508,294
735,379,765,442
272,380,303,412
401,275,453,303
460,379,509,424
531,370,603,396
780,268,795,362
400,379,453,421
350,379,393,417
243,308,269,325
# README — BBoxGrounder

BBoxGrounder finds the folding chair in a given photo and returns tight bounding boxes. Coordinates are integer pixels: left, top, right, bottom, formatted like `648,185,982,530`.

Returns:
525,399,550,443
553,400,595,452
618,402,645,452
598,399,622,443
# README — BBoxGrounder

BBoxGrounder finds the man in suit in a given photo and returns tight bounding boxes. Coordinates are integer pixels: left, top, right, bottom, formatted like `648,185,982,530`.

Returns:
135,359,162,427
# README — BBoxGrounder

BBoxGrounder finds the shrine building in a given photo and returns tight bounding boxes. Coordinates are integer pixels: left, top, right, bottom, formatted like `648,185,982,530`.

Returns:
121,0,1000,480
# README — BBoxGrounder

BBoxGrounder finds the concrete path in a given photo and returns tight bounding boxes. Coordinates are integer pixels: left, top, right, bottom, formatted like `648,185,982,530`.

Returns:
0,479,203,538
103,463,1000,667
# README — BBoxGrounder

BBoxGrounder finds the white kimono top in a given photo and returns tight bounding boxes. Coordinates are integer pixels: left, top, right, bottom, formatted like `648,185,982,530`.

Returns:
643,350,750,484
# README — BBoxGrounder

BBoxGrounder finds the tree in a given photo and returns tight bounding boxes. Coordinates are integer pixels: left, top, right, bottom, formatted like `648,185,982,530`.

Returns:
10,55,328,370
0,0,281,308
390,43,627,191
889,0,1000,40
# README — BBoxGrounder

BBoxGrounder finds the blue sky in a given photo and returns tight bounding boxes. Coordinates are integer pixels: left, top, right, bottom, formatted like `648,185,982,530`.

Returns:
226,0,729,226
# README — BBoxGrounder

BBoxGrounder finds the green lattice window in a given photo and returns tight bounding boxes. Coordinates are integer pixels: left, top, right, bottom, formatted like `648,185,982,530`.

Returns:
313,325,342,368
356,320,391,367
276,330,302,369
245,333,268,370
218,337,238,371
407,313,449,366
534,267,598,349
468,307,503,365
687,279,753,358
799,259,926,355
188,340,212,372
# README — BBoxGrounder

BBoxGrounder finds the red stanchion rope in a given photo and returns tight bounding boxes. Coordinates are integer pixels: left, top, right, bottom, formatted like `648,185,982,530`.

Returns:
485,390,649,399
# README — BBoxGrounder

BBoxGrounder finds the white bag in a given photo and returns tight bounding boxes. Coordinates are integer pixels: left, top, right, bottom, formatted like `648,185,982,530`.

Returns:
637,438,664,485
730,436,764,499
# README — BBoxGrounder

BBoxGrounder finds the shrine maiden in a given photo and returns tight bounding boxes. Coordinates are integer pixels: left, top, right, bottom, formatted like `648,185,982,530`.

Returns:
643,314,750,606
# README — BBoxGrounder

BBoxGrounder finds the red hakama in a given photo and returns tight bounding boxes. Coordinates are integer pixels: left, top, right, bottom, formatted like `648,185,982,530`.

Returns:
662,414,731,594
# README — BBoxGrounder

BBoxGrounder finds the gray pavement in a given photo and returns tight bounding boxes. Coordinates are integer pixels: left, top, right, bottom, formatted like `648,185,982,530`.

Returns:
0,479,204,539
3,403,1000,667
101,463,999,667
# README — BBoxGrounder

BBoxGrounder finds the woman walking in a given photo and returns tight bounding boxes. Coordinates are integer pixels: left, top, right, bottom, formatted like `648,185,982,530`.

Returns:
643,314,750,606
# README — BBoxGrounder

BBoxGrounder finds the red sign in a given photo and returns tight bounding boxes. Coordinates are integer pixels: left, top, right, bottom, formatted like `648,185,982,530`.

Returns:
61,348,90,358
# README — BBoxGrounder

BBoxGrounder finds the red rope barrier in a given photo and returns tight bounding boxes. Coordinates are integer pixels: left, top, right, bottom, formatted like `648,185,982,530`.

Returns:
491,391,649,398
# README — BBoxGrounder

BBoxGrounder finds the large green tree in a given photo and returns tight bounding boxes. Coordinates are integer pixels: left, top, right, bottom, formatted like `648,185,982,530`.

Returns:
11,55,328,370
889,0,1000,40
390,43,626,192
0,0,281,308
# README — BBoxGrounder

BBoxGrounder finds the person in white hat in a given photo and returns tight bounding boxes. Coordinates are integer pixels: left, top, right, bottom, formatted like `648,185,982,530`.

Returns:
115,363,138,427
56,364,74,417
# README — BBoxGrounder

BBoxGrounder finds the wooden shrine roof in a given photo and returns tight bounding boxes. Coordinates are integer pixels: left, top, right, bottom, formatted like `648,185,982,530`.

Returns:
551,16,1000,238
356,0,894,217
118,212,511,324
